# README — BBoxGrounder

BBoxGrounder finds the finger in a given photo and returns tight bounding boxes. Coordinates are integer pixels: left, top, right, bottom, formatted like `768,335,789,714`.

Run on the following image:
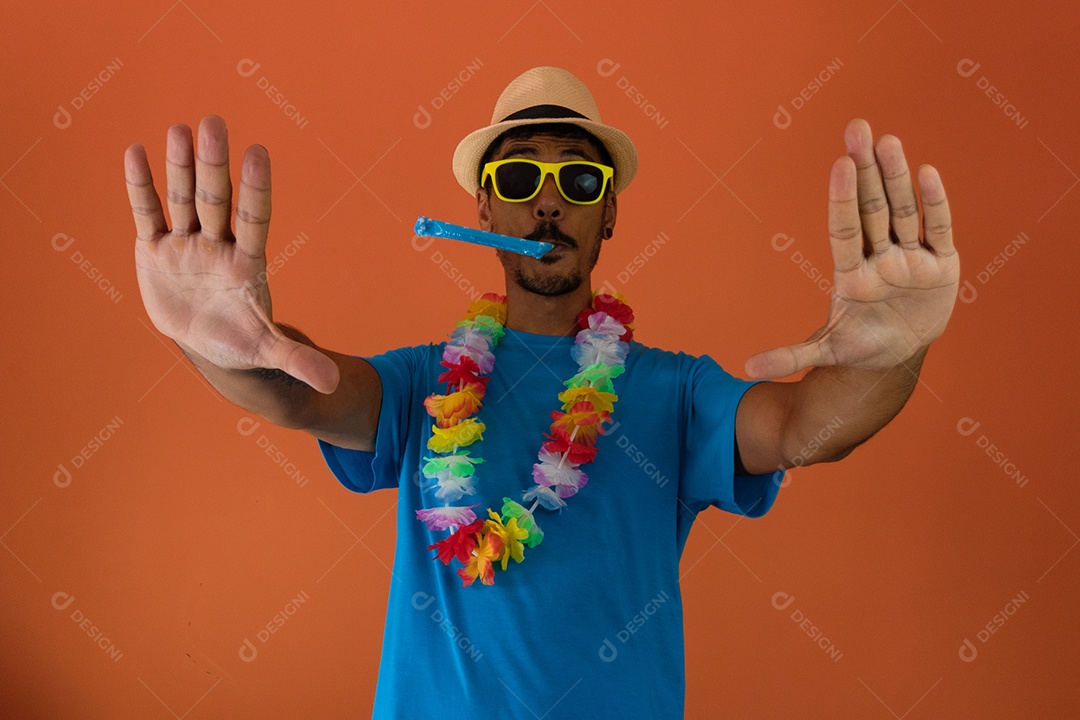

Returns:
165,123,198,234
194,115,234,242
828,157,863,273
844,118,889,255
874,135,921,250
235,144,271,259
744,339,827,380
124,143,168,242
918,164,955,256
265,335,341,395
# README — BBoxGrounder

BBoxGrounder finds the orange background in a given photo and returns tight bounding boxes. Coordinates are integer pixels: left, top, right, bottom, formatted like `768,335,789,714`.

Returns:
2,1,1078,717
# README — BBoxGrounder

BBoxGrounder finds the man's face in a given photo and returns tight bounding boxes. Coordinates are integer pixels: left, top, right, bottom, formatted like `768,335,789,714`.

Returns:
476,132,617,297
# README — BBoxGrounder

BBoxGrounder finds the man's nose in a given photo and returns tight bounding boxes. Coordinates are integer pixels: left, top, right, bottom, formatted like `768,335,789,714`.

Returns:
533,173,563,219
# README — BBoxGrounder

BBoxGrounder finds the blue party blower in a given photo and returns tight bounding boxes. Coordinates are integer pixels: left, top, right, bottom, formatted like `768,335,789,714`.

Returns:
414,216,553,258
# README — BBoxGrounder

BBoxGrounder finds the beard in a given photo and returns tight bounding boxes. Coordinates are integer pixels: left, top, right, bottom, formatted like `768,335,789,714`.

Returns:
500,220,603,297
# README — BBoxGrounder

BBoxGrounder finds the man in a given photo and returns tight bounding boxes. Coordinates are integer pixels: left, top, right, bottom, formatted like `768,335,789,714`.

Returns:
124,66,958,716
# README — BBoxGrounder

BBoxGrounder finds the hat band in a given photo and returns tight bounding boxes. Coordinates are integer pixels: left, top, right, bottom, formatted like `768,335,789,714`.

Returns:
499,104,590,122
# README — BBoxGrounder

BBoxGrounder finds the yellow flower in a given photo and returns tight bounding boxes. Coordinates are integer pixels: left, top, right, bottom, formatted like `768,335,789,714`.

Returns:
463,297,507,325
483,510,528,571
458,531,502,586
427,418,486,452
424,385,484,428
558,386,617,413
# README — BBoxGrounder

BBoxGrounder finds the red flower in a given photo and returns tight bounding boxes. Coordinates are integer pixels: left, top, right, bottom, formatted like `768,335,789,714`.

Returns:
577,295,634,341
593,294,635,326
427,519,484,565
438,357,490,392
542,438,598,464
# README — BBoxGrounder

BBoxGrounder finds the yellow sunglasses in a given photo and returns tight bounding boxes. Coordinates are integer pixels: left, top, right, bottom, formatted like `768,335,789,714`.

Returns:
481,159,614,205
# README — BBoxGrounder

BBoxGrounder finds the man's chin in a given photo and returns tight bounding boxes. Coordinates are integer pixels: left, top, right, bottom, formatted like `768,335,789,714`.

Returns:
512,267,583,297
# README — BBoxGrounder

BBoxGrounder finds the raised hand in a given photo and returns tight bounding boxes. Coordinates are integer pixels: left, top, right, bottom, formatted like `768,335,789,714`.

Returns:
745,118,959,379
125,115,340,393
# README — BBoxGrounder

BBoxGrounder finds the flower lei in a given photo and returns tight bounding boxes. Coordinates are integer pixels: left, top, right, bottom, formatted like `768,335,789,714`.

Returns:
415,290,634,587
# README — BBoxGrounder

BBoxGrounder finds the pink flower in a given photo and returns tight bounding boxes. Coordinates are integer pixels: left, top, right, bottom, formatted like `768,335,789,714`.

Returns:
532,448,589,499
415,504,479,532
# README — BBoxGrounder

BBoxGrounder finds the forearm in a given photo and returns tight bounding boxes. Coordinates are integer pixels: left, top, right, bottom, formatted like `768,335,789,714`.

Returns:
177,323,321,429
778,347,927,468
177,323,380,450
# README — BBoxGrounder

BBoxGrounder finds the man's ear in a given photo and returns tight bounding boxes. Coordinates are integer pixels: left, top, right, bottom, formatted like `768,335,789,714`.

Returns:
477,187,492,231
602,190,617,238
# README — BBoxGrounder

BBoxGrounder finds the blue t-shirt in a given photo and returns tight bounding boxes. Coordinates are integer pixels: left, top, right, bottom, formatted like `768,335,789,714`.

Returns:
318,329,783,717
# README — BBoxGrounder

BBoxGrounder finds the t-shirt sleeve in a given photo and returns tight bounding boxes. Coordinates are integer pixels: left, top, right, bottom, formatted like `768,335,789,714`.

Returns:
679,354,784,518
317,345,424,494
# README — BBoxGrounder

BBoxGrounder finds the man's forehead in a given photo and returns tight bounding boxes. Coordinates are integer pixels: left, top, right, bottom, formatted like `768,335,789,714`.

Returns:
497,133,599,160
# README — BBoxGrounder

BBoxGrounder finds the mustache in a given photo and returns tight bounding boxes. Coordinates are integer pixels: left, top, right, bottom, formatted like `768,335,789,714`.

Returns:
524,222,577,248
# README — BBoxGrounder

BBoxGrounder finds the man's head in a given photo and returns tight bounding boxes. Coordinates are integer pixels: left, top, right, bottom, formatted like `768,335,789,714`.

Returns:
450,67,638,298
476,123,616,297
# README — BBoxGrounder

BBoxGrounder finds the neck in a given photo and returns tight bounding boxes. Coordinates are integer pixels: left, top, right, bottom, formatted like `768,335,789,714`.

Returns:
502,281,593,336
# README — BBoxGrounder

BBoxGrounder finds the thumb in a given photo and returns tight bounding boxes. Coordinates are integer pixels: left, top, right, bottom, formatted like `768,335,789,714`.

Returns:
744,338,828,379
265,335,341,394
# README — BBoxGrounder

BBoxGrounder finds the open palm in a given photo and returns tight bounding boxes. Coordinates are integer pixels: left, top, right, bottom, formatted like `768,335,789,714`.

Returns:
125,115,339,393
746,118,959,378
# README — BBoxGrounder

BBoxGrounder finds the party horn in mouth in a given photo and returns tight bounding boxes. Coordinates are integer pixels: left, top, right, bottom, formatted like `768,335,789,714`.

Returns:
414,216,553,258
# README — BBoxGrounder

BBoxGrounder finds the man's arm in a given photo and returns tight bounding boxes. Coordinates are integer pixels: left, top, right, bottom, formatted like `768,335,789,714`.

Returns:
733,118,958,476
125,115,381,451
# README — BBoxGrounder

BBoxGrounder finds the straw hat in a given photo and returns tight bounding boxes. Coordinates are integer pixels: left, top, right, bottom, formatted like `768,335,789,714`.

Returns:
452,66,638,197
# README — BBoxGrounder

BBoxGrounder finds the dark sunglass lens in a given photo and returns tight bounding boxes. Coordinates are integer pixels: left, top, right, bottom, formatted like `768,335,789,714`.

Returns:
495,162,541,200
561,165,603,201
